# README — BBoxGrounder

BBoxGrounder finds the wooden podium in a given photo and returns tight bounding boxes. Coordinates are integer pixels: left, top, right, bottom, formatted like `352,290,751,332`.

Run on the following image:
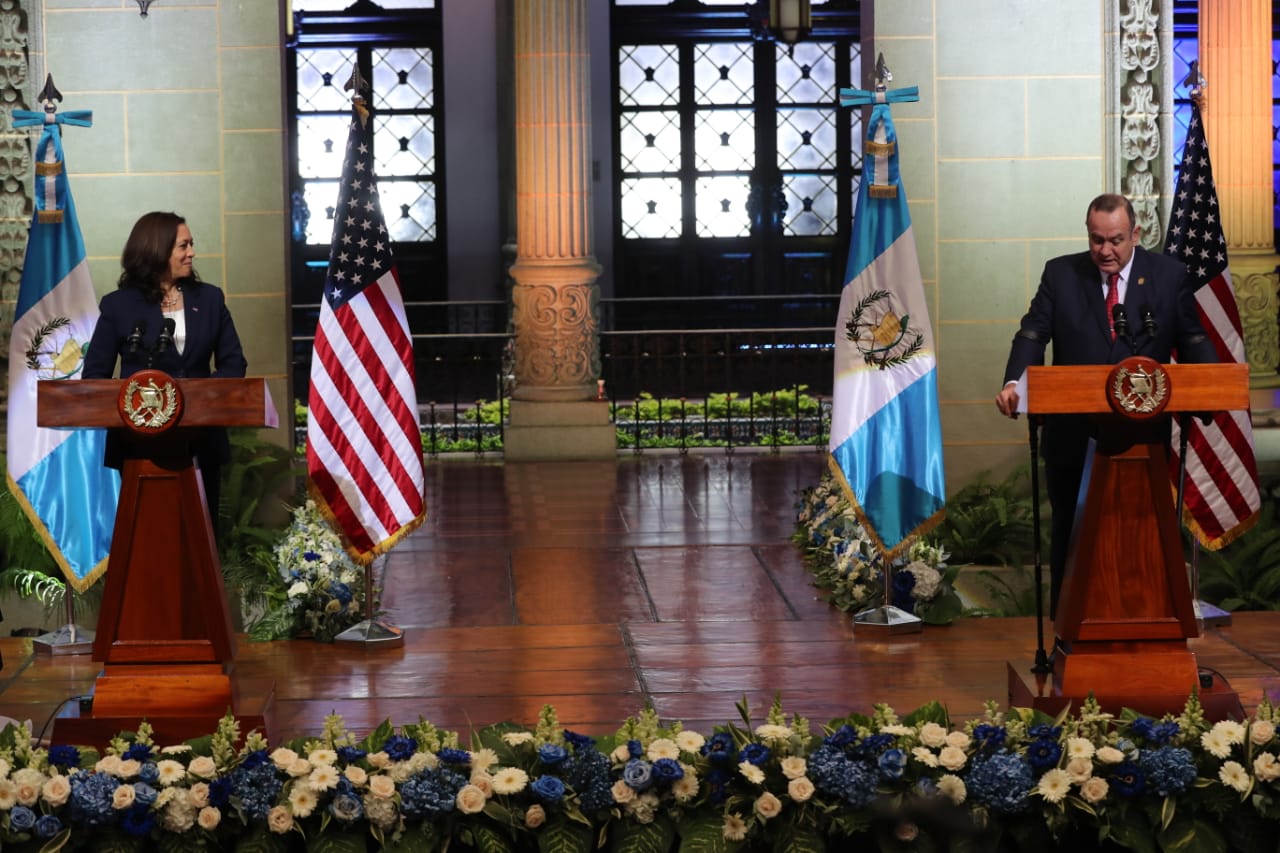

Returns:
37,371,278,746
1008,358,1249,720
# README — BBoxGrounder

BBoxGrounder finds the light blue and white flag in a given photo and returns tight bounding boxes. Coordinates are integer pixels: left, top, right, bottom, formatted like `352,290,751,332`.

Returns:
6,99,119,593
829,86,944,558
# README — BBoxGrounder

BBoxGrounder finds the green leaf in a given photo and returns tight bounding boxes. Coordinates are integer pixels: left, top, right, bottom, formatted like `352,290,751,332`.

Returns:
676,814,742,853
380,821,443,853
536,814,595,853
1157,816,1228,853
470,821,518,853
771,824,826,853
231,825,292,853
1105,817,1159,853
306,829,369,853
610,814,676,853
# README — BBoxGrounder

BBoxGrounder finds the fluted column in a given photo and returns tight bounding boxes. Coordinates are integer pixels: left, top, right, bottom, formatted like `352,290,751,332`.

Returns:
504,0,613,460
509,0,602,402
1201,0,1280,383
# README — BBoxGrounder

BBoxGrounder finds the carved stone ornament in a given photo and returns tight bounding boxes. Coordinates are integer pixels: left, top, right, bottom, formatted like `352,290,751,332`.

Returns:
1107,356,1170,419
118,369,184,434
1118,0,1164,251
511,281,601,390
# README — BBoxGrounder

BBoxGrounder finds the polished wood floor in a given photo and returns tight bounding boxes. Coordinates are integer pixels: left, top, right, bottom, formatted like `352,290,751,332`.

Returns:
2,448,1280,743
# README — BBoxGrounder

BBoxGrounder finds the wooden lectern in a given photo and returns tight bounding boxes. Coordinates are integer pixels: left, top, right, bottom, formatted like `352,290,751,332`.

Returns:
37,371,278,746
1008,358,1249,720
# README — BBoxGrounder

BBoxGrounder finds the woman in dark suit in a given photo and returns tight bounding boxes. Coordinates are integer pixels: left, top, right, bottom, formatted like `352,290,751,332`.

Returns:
84,211,247,520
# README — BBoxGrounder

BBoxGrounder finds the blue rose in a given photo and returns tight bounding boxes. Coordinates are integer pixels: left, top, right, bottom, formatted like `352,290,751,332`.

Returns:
878,748,906,780
627,739,644,758
34,814,63,839
330,791,364,822
538,744,569,766
531,774,566,803
8,805,36,832
623,759,654,791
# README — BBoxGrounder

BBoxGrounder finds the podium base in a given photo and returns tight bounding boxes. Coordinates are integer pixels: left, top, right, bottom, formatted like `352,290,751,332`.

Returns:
1008,663,1243,721
33,624,95,656
334,619,404,648
852,605,922,635
50,678,276,749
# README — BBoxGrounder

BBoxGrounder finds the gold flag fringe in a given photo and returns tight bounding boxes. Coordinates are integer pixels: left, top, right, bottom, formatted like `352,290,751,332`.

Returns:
4,472,109,594
826,454,946,563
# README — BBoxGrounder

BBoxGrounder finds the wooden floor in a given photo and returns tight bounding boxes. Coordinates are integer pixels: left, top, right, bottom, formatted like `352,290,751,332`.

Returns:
2,448,1280,744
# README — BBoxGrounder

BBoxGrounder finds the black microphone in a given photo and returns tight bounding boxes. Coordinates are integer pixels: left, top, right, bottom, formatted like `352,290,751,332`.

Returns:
156,317,176,354
126,320,147,355
1140,303,1158,337
1111,303,1130,341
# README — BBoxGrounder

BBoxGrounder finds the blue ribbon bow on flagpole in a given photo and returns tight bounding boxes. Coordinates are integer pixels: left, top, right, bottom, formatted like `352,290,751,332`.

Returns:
12,107,93,222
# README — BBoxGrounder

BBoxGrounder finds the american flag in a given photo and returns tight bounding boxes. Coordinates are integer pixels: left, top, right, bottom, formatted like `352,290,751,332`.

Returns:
307,96,426,563
1164,100,1260,549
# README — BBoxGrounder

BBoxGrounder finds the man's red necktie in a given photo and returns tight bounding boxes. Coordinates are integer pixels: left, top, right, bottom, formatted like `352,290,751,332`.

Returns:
1105,272,1120,340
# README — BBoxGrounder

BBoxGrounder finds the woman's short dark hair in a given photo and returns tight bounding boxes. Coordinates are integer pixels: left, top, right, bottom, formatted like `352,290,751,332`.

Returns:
118,211,198,301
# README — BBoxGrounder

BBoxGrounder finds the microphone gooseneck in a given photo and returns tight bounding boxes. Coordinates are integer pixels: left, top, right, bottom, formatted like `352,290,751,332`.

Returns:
126,321,147,355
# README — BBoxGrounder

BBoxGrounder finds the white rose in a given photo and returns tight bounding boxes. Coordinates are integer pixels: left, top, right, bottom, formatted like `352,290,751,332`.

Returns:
754,791,783,819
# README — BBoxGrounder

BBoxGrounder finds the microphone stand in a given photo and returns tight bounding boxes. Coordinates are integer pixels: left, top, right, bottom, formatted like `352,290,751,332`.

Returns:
1028,415,1052,674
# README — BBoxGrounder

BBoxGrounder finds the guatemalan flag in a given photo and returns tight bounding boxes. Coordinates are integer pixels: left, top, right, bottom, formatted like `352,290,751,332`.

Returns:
6,94,120,593
828,86,945,559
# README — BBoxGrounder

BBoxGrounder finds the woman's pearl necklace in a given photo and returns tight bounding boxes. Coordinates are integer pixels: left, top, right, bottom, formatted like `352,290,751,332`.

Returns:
160,288,181,310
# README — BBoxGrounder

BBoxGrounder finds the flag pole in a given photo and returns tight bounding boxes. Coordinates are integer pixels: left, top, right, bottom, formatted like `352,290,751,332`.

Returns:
32,587,94,656
334,554,403,647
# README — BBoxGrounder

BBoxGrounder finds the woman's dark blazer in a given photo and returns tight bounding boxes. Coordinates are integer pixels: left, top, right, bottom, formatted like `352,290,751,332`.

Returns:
82,280,248,470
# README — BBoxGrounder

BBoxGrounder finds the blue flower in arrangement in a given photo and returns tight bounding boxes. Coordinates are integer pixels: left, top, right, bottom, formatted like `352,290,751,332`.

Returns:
34,814,63,839
1110,761,1146,798
383,734,418,762
565,748,614,812
808,743,878,808
1026,736,1062,771
119,803,155,837
48,744,80,769
972,723,1008,753
231,758,284,820
626,738,644,758
337,745,368,762
702,731,736,764
564,729,595,750
531,774,567,804
878,747,907,781
622,758,654,791
740,742,771,766
437,747,471,766
8,805,36,832
538,743,569,766
123,743,153,762
330,780,365,823
1131,716,1181,746
69,772,120,827
965,752,1033,814
652,757,684,782
400,767,468,819
1138,746,1197,797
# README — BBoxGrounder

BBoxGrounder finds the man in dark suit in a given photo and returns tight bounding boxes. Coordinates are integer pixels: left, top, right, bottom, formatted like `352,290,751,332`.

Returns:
995,193,1216,617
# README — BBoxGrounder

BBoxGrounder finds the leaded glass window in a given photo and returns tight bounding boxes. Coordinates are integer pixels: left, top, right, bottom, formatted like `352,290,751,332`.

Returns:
611,0,861,306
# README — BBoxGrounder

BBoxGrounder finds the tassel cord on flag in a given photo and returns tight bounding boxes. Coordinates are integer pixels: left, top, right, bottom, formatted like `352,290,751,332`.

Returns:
1028,416,1051,675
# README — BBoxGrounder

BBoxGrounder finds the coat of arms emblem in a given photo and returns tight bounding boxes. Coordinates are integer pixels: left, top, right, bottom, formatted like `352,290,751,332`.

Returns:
845,289,924,369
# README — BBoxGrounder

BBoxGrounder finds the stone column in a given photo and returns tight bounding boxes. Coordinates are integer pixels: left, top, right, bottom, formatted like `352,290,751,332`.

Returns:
504,0,614,459
1201,0,1280,387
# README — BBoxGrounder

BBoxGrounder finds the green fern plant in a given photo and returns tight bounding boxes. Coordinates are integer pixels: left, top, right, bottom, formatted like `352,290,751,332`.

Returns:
936,467,1043,567
1193,503,1280,611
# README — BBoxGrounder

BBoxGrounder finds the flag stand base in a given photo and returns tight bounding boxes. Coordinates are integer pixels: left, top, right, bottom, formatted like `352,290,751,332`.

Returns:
33,624,95,656
334,619,404,648
852,605,922,635
1195,599,1231,628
